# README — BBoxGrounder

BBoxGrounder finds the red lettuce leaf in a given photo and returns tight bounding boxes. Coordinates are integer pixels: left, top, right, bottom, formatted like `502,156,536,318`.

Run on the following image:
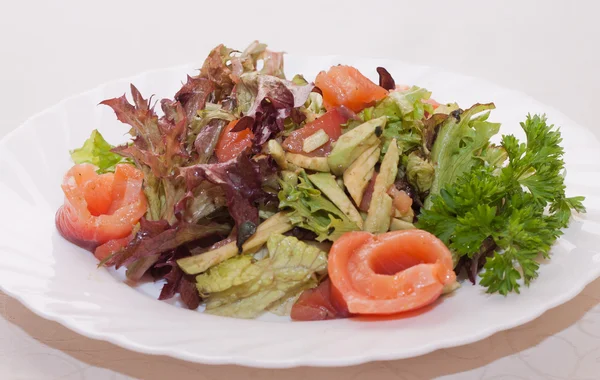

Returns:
376,67,396,91
100,84,160,150
151,248,201,309
174,76,215,122
180,154,274,248
153,249,182,298
243,73,313,116
178,276,201,309
111,144,163,177
193,119,229,164
235,73,314,148
103,86,197,223
230,41,285,82
173,181,226,224
97,42,291,286
107,219,229,268
253,155,280,197
105,218,170,280
103,86,189,178
200,44,236,101
260,50,285,78
230,41,266,82
158,99,188,171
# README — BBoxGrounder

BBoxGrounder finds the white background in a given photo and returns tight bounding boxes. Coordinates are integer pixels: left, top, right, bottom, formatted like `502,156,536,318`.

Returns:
1,0,599,379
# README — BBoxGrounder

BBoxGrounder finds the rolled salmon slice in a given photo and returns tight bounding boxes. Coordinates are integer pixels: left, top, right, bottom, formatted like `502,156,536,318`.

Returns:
328,230,456,315
55,163,147,251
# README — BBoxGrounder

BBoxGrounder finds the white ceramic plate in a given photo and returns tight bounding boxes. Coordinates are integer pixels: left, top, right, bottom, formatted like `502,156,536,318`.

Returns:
0,55,598,368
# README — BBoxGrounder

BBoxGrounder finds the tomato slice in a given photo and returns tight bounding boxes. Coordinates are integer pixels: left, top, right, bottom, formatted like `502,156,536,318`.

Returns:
282,107,353,156
315,65,388,112
215,120,254,162
290,278,351,321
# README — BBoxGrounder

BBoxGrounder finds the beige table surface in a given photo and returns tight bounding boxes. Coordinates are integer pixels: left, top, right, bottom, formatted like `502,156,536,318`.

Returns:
1,1,599,379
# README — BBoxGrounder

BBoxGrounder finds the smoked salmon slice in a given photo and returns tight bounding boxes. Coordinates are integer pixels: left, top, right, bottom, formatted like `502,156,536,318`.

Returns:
55,163,147,251
315,65,388,112
328,230,456,315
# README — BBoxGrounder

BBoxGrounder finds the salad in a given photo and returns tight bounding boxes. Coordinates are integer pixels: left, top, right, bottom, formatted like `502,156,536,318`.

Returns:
55,42,585,320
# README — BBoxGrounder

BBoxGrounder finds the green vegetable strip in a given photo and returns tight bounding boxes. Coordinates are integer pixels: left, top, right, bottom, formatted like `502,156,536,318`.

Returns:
177,212,293,275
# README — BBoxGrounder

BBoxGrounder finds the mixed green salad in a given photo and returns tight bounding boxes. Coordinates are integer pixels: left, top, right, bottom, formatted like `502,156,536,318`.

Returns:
57,41,585,320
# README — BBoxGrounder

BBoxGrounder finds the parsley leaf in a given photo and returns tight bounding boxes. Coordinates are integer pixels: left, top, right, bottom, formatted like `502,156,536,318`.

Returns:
418,114,585,295
425,103,500,209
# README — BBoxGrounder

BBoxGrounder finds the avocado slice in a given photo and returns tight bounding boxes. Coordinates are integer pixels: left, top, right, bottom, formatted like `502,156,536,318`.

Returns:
366,195,393,233
393,207,415,222
389,218,416,231
286,152,330,172
364,138,399,233
303,129,329,153
343,143,380,206
177,212,293,275
328,116,387,175
308,173,364,229
267,140,287,169
442,281,461,294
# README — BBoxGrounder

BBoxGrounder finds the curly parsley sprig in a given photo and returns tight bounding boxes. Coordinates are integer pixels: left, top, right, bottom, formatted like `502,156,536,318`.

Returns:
418,114,585,295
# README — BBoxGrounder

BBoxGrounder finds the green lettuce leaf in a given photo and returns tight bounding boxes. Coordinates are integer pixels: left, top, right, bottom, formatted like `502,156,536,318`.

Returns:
359,86,434,156
266,279,317,316
433,102,460,115
425,103,500,209
405,151,435,192
196,255,262,294
70,130,130,173
196,234,327,318
302,92,326,123
388,86,434,121
278,171,359,241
